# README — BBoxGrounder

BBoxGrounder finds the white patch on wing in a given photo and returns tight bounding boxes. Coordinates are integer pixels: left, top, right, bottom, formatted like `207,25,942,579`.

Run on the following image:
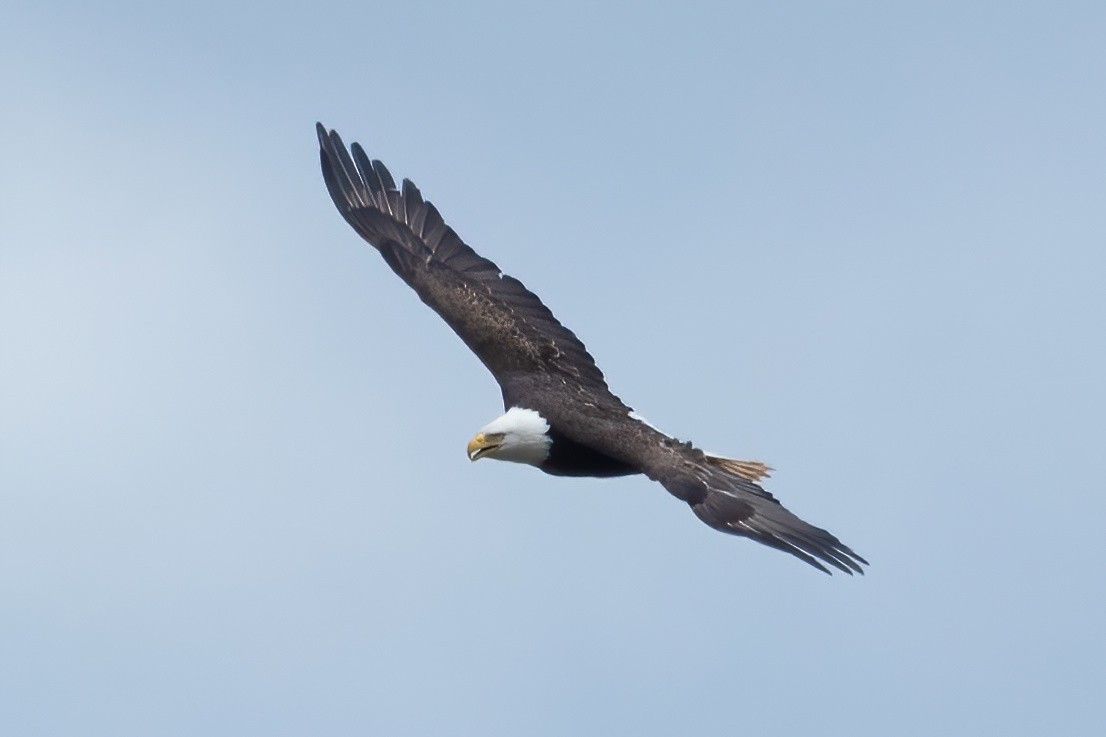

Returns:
628,410,662,432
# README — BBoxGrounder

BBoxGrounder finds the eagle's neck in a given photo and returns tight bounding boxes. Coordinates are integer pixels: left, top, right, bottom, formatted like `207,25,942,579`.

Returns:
480,407,552,466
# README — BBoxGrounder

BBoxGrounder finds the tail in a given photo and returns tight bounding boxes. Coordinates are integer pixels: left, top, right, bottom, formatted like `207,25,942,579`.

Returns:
705,455,773,483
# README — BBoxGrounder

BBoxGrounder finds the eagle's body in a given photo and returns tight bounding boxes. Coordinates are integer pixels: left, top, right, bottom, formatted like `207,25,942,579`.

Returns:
317,124,866,575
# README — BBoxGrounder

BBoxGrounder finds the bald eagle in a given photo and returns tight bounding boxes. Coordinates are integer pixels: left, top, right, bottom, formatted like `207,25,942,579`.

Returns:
317,124,866,575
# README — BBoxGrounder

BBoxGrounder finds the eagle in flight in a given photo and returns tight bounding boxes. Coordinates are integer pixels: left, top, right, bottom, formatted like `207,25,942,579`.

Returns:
317,124,866,575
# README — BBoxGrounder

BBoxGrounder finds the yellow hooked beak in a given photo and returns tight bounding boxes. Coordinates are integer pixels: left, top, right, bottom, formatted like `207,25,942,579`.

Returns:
467,433,503,461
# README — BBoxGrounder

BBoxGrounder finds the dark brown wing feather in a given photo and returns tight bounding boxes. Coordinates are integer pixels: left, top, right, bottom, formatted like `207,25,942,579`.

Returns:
630,437,867,574
684,467,868,575
317,124,610,397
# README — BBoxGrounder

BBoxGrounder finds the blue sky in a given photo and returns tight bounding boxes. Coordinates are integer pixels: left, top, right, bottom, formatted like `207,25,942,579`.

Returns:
2,1,1105,734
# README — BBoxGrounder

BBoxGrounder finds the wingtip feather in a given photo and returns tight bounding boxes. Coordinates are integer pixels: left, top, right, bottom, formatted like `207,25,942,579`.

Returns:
688,476,868,575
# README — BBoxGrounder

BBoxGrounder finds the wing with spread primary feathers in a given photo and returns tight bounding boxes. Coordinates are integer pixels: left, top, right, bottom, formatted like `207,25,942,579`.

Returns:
687,469,867,575
317,123,611,398
650,439,867,574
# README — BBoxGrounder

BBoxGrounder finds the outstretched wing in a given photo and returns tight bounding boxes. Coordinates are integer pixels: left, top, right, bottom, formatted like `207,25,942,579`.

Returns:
317,123,610,397
654,440,867,574
690,475,867,575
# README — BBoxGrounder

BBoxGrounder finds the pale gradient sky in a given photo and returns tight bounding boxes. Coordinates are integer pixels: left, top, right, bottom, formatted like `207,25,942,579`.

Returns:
3,2,1105,735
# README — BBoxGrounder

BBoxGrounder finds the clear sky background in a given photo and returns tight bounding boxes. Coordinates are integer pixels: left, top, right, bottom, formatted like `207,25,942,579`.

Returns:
3,1,1105,735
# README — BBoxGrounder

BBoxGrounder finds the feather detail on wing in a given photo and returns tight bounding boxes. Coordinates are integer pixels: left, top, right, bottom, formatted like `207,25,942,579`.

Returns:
650,441,866,575
690,478,867,575
317,123,610,392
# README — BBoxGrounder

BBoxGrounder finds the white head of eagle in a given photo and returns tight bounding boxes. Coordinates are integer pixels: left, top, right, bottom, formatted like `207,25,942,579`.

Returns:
467,407,552,466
